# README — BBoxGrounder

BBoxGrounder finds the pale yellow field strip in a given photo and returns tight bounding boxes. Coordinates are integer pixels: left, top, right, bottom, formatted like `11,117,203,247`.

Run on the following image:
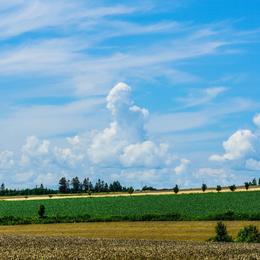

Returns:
1,186,260,201
0,221,259,241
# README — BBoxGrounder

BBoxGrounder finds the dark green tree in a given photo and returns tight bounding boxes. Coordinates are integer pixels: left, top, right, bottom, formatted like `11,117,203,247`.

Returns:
209,222,233,242
83,178,94,192
252,178,257,186
104,183,109,192
229,185,236,192
71,177,81,193
173,185,179,194
109,181,123,192
95,179,102,192
0,183,5,195
216,185,222,192
201,183,207,192
59,177,68,193
245,182,250,190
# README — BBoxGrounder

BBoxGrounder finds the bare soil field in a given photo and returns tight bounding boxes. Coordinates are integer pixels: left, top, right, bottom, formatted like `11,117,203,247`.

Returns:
0,221,259,241
0,234,259,259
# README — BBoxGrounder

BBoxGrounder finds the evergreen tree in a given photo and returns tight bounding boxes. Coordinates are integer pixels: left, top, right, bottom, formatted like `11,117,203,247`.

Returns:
95,179,102,192
104,183,109,192
59,177,67,193
173,185,179,194
201,183,207,192
71,177,80,193
82,178,93,192
109,181,123,192
209,222,233,242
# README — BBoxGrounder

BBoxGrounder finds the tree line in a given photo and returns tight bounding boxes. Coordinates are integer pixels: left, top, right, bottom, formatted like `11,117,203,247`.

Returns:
58,177,133,194
0,177,133,196
0,176,259,197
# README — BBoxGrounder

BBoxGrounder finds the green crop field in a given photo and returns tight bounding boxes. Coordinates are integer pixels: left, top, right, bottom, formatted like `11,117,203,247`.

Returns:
0,191,260,222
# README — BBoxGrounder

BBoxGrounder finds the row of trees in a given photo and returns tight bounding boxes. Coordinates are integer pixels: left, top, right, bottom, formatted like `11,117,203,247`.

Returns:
58,177,133,194
0,183,57,196
170,177,260,195
0,176,259,196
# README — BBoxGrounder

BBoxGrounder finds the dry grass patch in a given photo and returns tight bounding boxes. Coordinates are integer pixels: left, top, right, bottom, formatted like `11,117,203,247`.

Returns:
0,221,260,241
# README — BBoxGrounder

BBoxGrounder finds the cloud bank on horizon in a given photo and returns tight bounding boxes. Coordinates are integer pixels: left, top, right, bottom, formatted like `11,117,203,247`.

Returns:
0,0,260,188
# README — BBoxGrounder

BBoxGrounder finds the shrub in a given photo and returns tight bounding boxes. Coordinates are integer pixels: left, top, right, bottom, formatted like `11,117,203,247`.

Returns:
244,182,250,190
236,225,260,243
209,222,233,242
38,205,46,218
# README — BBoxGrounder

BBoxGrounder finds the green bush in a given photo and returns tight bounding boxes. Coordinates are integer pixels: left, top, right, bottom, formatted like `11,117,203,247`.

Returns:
38,205,46,218
209,222,233,242
236,225,260,243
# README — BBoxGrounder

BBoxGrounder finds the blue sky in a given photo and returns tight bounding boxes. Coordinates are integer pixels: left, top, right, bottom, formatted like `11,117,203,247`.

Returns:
0,0,260,188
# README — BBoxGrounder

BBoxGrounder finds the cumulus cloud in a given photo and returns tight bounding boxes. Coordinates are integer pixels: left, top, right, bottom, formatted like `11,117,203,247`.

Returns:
0,82,188,187
21,136,50,166
120,141,174,168
0,150,14,169
88,82,184,170
210,129,258,162
174,159,190,175
253,113,260,128
210,114,260,171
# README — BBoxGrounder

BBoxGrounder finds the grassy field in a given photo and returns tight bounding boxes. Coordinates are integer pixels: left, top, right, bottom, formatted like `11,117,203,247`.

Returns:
0,221,260,241
0,234,259,259
0,191,259,222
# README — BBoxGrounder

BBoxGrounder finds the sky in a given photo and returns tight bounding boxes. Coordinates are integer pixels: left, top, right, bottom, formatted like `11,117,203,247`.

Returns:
0,0,260,189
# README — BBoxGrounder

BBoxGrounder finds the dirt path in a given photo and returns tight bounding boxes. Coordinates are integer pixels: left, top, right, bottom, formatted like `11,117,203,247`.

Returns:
1,186,260,201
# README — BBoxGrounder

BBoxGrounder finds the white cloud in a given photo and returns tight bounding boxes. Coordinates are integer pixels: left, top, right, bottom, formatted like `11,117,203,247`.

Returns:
120,141,174,168
177,86,228,109
253,113,260,128
21,136,50,166
0,82,188,187
210,114,260,172
245,159,260,171
194,167,235,185
174,159,190,175
88,82,184,169
210,129,258,162
0,151,14,169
